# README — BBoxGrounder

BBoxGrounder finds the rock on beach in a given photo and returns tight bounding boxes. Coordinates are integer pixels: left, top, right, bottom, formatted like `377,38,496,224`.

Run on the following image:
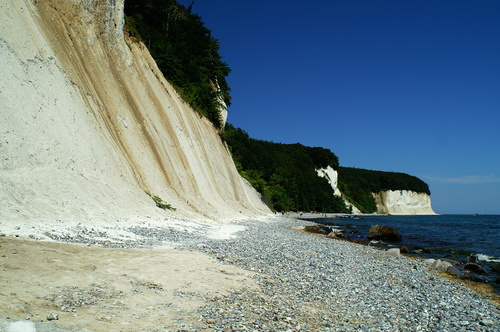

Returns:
367,224,402,242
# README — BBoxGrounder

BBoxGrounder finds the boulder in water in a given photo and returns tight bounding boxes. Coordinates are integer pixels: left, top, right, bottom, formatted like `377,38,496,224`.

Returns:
367,225,402,242
464,263,487,274
399,246,410,254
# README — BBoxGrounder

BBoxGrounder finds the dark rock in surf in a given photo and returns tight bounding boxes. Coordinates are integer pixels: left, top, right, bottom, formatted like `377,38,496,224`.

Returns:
400,246,410,254
351,239,370,246
327,231,345,239
367,225,402,242
464,263,487,274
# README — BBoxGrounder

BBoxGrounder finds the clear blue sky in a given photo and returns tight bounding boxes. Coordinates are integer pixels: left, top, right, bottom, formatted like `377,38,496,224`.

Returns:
179,0,500,214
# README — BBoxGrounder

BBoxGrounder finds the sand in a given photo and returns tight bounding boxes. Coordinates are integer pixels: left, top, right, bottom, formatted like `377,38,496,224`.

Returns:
0,236,257,331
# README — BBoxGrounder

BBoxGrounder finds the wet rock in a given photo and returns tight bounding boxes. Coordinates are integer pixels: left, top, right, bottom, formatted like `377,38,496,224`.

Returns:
466,255,478,263
414,247,433,254
349,239,369,246
303,225,331,235
464,263,487,274
367,225,402,242
399,246,410,254
327,231,344,239
492,264,500,273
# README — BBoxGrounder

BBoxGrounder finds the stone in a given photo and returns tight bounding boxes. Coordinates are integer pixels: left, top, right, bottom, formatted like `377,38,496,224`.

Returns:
464,263,487,274
350,239,370,246
430,259,453,272
399,246,410,254
495,276,500,284
386,248,400,257
303,225,331,235
327,231,344,239
415,247,433,254
422,259,436,266
479,319,494,326
446,266,462,277
440,258,461,266
367,225,402,242
47,313,59,321
465,255,478,263
492,264,500,273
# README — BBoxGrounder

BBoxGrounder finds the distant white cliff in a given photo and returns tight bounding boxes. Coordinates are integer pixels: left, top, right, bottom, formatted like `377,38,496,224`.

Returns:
373,190,436,215
316,167,361,214
317,167,435,215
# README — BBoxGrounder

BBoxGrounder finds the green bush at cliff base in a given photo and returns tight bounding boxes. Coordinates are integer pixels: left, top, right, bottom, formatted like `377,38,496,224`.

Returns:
124,0,231,129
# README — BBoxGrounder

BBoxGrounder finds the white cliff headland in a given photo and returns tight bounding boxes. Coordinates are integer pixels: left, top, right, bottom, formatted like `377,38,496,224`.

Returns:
317,166,435,215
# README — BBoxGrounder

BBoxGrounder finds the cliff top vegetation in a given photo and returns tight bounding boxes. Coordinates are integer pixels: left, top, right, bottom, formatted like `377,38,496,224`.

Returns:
124,0,231,128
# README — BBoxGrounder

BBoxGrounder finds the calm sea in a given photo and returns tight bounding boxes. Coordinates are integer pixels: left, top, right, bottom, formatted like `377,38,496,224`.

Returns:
310,214,500,263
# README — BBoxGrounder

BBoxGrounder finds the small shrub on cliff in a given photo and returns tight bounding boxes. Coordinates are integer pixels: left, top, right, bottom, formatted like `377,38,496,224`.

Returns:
147,193,176,211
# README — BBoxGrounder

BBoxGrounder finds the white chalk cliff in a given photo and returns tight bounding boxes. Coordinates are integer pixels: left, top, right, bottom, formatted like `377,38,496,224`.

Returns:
316,167,361,214
373,190,435,215
0,0,271,227
317,167,435,215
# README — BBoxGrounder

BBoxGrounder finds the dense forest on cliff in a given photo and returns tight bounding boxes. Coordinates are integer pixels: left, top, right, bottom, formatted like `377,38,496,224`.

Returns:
222,125,349,212
124,0,230,128
222,125,430,213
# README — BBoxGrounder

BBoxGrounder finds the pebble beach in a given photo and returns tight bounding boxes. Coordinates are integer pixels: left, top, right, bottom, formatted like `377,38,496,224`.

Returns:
2,216,499,331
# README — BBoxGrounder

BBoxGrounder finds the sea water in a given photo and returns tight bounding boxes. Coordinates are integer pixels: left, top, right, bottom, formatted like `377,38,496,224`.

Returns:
311,214,500,263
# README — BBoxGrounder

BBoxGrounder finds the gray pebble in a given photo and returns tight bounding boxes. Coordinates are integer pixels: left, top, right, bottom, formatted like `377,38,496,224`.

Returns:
47,313,59,321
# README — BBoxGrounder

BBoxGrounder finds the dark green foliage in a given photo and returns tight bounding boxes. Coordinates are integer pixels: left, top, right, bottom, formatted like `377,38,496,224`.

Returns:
124,0,231,128
338,167,430,213
222,124,349,213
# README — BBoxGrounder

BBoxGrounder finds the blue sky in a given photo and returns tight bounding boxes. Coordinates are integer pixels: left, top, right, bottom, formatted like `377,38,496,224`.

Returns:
178,0,500,214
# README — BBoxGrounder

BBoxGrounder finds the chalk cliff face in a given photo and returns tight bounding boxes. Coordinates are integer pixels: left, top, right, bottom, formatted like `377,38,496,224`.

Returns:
316,167,361,214
373,190,435,215
317,167,435,215
0,0,270,225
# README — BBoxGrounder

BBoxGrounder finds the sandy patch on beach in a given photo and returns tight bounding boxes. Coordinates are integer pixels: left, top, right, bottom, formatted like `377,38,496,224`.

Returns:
0,236,257,331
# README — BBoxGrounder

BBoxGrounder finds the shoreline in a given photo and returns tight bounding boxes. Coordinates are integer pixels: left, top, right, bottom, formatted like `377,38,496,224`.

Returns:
2,216,499,331
296,214,500,294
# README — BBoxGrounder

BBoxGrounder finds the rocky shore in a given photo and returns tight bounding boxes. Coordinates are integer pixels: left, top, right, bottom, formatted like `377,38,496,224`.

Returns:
2,217,499,331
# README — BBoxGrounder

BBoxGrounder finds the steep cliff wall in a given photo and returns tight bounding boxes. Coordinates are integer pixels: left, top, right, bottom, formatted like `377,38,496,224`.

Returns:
0,0,270,226
373,190,436,215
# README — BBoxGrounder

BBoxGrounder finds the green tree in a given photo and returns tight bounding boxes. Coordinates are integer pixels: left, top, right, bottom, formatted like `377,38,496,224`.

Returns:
124,0,231,128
